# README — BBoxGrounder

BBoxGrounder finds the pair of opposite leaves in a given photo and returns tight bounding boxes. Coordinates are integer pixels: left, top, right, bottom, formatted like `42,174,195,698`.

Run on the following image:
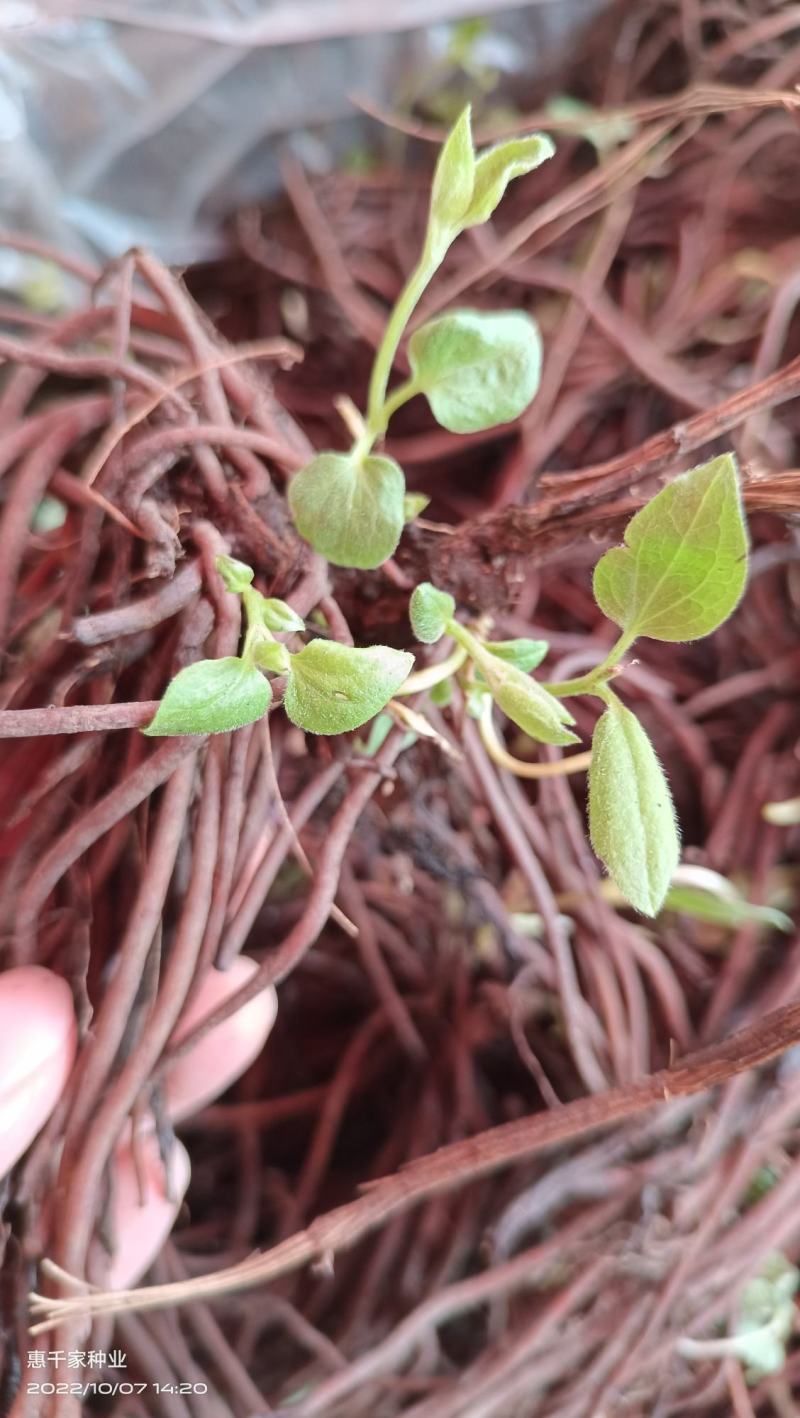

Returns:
288,310,543,570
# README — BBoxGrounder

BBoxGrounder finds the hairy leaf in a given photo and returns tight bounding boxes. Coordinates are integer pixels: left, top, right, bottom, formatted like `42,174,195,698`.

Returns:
252,639,291,674
593,453,748,642
463,133,555,226
144,657,271,737
403,492,430,523
733,1254,799,1379
216,554,254,594
589,697,679,915
468,638,578,746
410,582,456,644
409,309,541,433
664,883,792,934
288,452,406,570
428,106,475,245
477,637,549,675
257,597,305,634
283,640,414,736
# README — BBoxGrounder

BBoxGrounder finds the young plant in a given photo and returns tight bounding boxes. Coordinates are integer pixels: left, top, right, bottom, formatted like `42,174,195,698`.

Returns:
288,107,554,570
406,453,750,917
143,556,413,738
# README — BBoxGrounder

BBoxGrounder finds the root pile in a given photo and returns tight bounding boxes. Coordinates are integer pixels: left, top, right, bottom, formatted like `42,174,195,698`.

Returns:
2,2,800,1413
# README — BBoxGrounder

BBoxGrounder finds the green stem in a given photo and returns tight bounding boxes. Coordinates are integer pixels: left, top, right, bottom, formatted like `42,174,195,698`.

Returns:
479,695,593,780
366,250,439,432
368,377,421,440
397,644,467,696
543,631,637,700
446,620,486,662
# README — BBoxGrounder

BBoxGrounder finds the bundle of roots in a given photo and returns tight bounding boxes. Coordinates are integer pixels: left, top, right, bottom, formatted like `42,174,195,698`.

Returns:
2,1,800,1414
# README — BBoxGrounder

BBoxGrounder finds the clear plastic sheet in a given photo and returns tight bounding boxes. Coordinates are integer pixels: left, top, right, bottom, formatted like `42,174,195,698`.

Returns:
1,0,603,292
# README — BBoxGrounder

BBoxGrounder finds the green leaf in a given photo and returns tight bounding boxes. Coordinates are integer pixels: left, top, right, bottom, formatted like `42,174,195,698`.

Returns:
477,637,549,676
429,677,453,707
733,1254,799,1379
428,106,475,246
467,638,578,746
216,555,254,594
356,712,394,757
283,640,414,736
663,883,792,934
252,639,291,674
465,684,492,720
403,492,430,524
545,96,634,159
257,597,305,634
288,452,406,570
410,582,456,644
462,133,555,227
588,696,679,915
593,454,749,642
143,657,271,737
409,309,542,434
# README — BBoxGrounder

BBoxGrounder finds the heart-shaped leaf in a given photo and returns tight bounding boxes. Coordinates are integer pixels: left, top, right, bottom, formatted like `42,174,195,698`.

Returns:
410,582,455,644
588,696,679,915
283,640,414,736
288,452,406,570
144,657,271,737
463,133,555,227
409,309,542,433
593,453,748,643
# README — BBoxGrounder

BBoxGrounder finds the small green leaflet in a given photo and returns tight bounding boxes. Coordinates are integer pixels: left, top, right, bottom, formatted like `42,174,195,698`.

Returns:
733,1253,799,1379
476,637,549,676
588,697,679,915
255,597,305,634
593,453,749,642
409,309,542,434
462,133,555,227
252,639,291,674
428,106,475,246
410,582,455,644
663,862,794,930
545,96,635,158
216,554,254,593
664,884,792,934
288,452,406,570
143,657,271,736
283,640,414,735
429,677,453,707
356,712,416,757
467,636,578,746
403,492,430,523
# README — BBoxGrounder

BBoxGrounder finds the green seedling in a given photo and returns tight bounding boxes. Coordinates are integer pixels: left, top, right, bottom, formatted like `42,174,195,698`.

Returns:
288,107,554,569
406,454,750,917
677,1252,799,1381
144,555,413,738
